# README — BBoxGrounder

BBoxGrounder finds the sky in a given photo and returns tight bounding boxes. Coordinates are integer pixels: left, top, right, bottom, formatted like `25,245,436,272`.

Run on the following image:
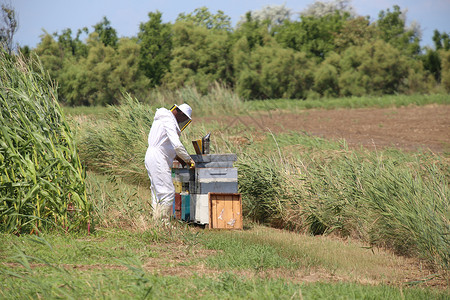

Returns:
11,0,450,49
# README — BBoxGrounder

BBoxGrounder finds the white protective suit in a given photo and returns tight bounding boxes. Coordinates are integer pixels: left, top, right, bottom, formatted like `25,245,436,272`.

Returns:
144,108,191,209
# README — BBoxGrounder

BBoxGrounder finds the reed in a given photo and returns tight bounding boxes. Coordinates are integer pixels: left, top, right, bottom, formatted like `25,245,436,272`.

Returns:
236,134,449,272
0,52,90,233
77,93,152,185
73,90,449,271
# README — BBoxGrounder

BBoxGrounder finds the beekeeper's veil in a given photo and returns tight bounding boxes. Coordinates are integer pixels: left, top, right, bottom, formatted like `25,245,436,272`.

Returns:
170,104,192,131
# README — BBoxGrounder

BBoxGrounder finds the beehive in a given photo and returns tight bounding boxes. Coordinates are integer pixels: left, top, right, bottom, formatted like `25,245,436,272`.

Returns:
172,154,241,228
209,193,242,229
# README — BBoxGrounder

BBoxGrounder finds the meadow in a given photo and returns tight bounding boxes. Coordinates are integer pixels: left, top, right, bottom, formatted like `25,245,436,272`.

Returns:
1,54,449,298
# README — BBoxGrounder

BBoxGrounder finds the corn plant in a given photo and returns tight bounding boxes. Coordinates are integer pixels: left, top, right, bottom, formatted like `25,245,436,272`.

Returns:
0,51,90,234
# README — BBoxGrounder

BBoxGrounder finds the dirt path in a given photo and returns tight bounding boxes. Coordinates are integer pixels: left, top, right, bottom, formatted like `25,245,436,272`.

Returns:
204,105,450,153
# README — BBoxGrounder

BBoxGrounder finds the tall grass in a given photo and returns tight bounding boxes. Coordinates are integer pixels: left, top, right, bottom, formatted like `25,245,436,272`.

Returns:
76,94,152,185
0,52,90,234
86,172,153,231
73,92,449,272
236,134,449,272
145,83,244,116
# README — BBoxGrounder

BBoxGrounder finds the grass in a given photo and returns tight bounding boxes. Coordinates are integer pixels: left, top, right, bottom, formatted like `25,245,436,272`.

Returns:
235,134,449,272
68,95,449,273
62,91,450,118
1,226,448,299
3,66,449,298
244,93,450,112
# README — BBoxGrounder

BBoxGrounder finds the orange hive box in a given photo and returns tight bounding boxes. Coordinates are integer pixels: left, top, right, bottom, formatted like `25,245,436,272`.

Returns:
209,193,242,229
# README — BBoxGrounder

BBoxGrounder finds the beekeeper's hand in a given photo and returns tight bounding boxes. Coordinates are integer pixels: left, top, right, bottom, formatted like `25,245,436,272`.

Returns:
189,159,196,169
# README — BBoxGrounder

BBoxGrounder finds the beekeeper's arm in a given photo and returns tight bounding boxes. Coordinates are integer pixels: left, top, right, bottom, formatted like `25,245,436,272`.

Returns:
165,123,193,166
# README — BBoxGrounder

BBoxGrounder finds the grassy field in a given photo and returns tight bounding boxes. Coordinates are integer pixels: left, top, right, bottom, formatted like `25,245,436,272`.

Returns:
62,91,450,118
1,224,448,299
2,61,449,299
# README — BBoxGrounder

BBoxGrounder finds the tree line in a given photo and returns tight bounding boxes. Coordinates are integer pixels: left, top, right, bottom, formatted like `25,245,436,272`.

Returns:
11,1,450,105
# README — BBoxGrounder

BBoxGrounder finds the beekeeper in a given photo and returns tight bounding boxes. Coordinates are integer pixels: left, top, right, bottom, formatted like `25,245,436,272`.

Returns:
145,104,195,220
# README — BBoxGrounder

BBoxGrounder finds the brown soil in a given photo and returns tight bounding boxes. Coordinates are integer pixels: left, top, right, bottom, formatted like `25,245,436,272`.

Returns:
204,104,450,153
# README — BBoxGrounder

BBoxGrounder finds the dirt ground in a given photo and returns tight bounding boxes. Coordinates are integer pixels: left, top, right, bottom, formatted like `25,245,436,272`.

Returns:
207,104,450,153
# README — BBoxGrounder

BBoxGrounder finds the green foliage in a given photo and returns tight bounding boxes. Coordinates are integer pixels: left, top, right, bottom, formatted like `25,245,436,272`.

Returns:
176,6,232,31
34,33,65,80
233,13,272,50
138,11,172,87
0,52,90,233
29,4,450,103
334,17,378,51
376,5,420,56
54,35,149,106
77,94,152,184
54,27,89,58
338,40,417,96
433,30,450,51
234,44,313,99
441,50,450,92
163,22,232,92
422,48,442,82
276,12,350,60
313,52,340,97
92,16,118,48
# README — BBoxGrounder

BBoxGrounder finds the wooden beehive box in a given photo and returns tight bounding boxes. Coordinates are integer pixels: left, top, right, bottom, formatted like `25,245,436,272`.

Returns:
209,193,242,229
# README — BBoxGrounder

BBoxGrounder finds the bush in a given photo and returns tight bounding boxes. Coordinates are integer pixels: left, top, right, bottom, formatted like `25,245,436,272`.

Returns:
441,50,450,92
234,44,314,99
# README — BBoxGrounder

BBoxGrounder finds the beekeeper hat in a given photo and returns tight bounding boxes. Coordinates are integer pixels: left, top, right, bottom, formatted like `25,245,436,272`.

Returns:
178,103,192,120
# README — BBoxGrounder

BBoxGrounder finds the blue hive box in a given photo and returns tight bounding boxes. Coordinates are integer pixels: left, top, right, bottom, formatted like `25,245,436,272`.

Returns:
181,194,190,221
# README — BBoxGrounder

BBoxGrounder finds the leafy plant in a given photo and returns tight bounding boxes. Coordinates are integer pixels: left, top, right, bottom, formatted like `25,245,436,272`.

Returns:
0,52,90,233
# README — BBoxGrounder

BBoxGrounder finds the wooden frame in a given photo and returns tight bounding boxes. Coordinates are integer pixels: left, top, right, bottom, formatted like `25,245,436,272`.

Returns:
208,193,242,229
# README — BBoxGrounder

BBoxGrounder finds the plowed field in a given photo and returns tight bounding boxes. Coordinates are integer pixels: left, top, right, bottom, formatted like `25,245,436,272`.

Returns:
210,104,450,153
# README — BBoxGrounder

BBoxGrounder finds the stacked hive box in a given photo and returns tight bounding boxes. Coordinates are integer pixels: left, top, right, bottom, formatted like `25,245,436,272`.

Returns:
172,154,241,228
189,154,238,226
172,162,190,221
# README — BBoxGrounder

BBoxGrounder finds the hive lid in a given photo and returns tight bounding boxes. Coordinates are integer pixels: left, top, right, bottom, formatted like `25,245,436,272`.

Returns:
191,154,237,163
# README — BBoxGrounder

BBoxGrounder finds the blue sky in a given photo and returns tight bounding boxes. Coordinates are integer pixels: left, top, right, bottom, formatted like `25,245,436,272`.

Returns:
12,0,450,49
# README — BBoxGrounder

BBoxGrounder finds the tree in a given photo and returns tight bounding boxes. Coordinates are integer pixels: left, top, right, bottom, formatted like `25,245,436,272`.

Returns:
234,44,313,99
376,5,420,56
176,7,231,31
276,12,350,60
301,0,356,18
163,22,232,92
313,52,340,97
92,16,118,48
233,12,272,50
138,11,172,87
422,30,450,82
0,3,18,54
337,40,418,96
432,30,450,51
34,33,65,80
239,4,292,32
112,38,150,99
334,17,378,51
441,50,450,92
53,27,88,58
